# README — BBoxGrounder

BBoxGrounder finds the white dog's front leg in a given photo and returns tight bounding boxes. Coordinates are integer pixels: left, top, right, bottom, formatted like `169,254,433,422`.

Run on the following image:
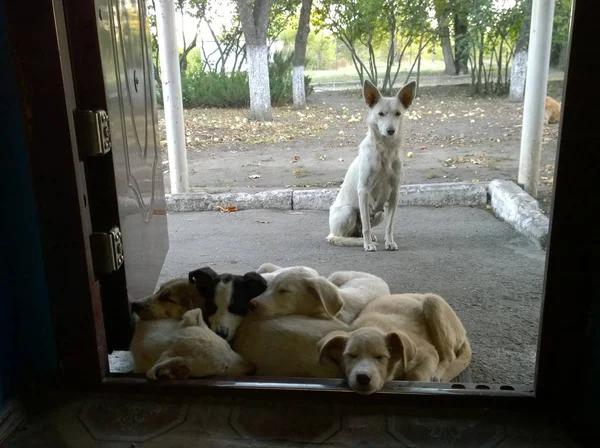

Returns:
358,187,377,252
384,189,400,251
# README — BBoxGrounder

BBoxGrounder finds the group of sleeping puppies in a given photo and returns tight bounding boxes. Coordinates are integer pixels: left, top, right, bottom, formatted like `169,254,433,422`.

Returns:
130,263,472,395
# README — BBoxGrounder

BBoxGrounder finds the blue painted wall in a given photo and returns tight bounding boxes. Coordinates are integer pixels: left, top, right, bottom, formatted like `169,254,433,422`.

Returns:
0,0,57,411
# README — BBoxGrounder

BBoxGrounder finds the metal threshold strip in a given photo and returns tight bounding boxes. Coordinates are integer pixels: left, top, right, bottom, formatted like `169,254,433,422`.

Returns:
105,374,534,398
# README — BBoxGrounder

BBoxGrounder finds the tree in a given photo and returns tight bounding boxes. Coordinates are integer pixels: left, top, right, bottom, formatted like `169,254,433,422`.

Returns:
292,0,313,108
509,0,531,102
315,0,433,92
177,0,207,73
433,0,458,75
236,0,274,121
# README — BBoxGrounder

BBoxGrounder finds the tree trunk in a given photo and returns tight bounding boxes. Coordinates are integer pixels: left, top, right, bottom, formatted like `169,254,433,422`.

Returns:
246,44,272,121
509,0,532,102
453,11,469,75
436,15,455,76
235,0,273,121
293,0,312,109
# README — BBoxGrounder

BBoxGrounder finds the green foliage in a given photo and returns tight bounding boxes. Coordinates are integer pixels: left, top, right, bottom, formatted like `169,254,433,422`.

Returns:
269,51,314,105
156,50,312,108
465,0,522,94
551,0,572,66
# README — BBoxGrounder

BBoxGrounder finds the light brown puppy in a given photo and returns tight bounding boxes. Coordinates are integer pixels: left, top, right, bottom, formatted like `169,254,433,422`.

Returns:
131,278,204,320
318,293,471,395
136,309,254,379
249,265,390,324
232,314,349,378
544,96,561,125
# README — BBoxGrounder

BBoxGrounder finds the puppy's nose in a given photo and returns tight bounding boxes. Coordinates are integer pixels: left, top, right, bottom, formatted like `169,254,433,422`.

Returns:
215,327,229,340
248,300,258,312
131,302,142,313
386,128,395,136
356,373,371,386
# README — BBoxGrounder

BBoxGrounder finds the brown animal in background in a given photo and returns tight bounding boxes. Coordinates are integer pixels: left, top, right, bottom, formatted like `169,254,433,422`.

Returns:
544,96,561,125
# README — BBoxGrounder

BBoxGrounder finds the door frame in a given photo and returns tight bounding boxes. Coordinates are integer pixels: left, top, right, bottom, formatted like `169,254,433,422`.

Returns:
6,0,597,416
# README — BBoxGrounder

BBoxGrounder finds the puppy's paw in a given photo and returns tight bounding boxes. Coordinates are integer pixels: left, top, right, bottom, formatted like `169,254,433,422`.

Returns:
364,243,378,252
385,240,398,251
371,234,378,242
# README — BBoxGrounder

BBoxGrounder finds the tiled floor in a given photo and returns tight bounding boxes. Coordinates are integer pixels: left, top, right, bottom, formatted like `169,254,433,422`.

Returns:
4,392,581,447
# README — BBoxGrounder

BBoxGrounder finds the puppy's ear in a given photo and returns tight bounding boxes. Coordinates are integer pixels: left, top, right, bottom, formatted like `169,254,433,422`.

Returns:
363,80,381,108
256,263,281,274
397,81,416,109
242,271,268,298
386,331,416,371
147,355,191,380
180,308,205,328
306,277,344,318
188,267,218,286
317,331,349,365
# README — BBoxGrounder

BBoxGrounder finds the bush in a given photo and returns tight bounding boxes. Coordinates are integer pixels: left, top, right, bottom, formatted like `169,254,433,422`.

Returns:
269,50,313,106
156,50,313,108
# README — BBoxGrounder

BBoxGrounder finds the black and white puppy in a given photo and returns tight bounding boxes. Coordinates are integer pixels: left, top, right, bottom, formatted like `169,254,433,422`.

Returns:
188,267,267,341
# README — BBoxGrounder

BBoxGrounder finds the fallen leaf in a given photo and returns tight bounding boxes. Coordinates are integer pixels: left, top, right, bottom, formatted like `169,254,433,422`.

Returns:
256,220,270,224
217,205,238,213
248,174,261,179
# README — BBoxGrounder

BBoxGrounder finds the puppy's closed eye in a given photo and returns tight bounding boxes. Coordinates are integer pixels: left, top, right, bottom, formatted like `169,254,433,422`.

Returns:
375,355,388,361
159,293,176,304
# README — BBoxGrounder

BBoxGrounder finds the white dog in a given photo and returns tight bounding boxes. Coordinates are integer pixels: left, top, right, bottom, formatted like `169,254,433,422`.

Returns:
130,309,254,379
250,264,390,324
327,80,416,252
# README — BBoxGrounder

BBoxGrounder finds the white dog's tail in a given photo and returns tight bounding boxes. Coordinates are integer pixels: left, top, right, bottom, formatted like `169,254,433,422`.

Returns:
326,235,371,247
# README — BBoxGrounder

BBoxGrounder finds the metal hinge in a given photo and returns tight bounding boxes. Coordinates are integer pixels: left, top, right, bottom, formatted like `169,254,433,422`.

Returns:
90,226,124,275
73,109,112,158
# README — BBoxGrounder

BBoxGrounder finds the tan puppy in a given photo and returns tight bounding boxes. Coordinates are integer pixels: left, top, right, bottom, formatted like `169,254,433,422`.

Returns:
544,96,561,125
233,314,348,378
133,309,254,379
131,278,204,320
248,265,390,324
318,293,471,395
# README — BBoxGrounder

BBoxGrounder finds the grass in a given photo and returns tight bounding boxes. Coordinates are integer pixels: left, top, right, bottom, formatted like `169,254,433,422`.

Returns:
308,60,447,84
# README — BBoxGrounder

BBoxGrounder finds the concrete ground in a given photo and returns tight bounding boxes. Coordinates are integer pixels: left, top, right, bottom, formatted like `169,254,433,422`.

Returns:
158,206,546,386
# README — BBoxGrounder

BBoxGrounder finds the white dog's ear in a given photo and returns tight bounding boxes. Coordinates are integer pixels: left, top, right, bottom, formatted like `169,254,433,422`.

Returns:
386,331,416,372
256,263,281,274
180,308,205,328
306,277,344,318
317,330,349,365
363,80,382,108
147,354,191,380
397,81,417,109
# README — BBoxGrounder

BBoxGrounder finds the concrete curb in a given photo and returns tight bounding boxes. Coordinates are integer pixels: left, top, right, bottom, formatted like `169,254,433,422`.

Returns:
488,179,549,249
166,182,488,212
167,189,292,212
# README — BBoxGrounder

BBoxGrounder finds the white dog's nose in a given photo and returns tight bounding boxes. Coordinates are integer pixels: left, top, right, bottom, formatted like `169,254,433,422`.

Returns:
386,128,395,136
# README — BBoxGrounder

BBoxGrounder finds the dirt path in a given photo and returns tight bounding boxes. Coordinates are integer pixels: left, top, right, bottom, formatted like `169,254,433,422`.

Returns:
161,80,563,212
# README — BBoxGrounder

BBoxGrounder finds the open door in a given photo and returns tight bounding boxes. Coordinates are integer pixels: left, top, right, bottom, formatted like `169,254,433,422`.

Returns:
63,0,168,350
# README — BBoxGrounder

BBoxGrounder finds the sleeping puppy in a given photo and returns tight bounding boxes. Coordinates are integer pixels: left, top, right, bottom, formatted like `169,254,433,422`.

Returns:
248,266,390,324
188,267,267,341
317,293,472,395
131,277,204,320
232,314,348,378
132,309,254,379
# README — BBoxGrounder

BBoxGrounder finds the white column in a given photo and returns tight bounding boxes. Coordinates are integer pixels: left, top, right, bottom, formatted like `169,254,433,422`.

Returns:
518,0,556,198
155,0,188,193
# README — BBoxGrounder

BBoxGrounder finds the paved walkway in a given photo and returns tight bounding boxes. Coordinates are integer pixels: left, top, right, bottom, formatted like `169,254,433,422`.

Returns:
159,206,546,386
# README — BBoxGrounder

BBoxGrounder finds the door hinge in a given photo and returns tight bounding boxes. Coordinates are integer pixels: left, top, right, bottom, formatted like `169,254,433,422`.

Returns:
73,109,112,158
90,226,124,275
